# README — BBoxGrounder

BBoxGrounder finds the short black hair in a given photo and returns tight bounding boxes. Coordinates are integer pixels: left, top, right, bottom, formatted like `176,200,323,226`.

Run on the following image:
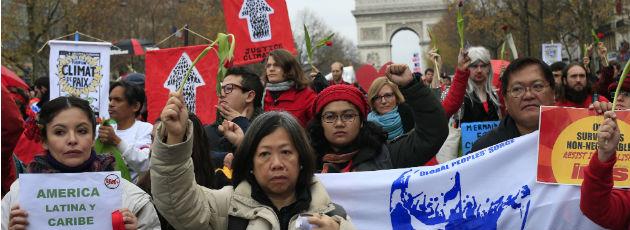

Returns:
501,57,555,96
425,68,434,74
110,80,145,116
232,111,316,190
39,96,96,142
549,62,567,72
226,67,264,108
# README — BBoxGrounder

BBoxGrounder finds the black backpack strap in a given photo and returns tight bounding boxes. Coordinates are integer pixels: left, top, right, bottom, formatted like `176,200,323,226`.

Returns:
325,203,347,219
227,215,249,230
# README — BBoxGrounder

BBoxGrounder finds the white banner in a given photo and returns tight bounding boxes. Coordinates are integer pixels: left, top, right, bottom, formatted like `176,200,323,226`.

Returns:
317,132,603,230
19,172,122,230
542,43,563,65
49,40,111,118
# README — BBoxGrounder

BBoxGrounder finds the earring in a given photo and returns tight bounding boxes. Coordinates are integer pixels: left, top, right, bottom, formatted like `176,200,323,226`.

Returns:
300,165,303,170
249,170,253,174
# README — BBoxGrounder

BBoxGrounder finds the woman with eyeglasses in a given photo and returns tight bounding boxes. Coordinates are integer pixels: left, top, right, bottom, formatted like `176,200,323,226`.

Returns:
308,64,448,173
262,49,317,128
366,77,414,141
150,92,355,229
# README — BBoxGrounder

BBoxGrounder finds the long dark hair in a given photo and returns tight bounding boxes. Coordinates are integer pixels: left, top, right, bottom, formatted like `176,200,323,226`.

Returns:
39,96,97,142
307,112,386,167
232,111,316,190
189,114,216,189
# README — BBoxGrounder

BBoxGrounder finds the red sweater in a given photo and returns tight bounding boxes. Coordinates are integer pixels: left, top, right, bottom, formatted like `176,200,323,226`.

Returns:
441,69,469,119
556,95,609,108
580,151,630,230
264,87,316,127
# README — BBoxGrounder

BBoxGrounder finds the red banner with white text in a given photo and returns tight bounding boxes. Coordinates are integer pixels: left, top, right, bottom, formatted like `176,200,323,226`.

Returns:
222,0,296,65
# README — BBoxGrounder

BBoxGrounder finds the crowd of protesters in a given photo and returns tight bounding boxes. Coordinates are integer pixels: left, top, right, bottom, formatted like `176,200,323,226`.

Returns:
1,41,630,229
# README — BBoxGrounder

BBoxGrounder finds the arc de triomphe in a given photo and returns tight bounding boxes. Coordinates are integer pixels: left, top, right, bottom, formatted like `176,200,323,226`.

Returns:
353,0,447,69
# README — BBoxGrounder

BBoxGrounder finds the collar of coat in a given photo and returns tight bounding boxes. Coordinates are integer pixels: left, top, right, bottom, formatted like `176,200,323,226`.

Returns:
229,178,337,218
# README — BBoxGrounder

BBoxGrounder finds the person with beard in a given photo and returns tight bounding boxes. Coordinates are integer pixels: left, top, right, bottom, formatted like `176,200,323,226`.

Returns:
556,63,609,108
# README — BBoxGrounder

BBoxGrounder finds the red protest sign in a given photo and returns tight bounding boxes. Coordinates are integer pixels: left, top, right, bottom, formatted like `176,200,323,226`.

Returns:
538,106,630,187
145,45,218,125
222,0,296,65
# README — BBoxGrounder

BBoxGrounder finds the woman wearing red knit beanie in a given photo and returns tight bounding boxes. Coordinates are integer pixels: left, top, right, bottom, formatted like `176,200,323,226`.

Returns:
307,64,449,173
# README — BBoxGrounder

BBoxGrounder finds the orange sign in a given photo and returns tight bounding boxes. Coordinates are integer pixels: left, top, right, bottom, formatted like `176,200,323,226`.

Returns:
538,106,630,187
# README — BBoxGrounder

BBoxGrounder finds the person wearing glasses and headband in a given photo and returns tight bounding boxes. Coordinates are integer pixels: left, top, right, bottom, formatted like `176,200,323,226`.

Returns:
308,64,448,173
366,77,414,141
471,58,556,152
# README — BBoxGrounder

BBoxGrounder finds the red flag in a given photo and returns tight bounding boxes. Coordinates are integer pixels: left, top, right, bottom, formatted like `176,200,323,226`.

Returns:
145,45,218,125
222,0,296,65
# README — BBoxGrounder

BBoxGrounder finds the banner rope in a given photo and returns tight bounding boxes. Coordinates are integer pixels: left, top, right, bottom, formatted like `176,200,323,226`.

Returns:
37,31,122,53
154,26,213,47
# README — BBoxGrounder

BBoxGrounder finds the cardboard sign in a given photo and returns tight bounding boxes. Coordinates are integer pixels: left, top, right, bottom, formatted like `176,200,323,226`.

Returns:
461,121,500,155
145,45,218,125
18,172,122,229
49,40,111,118
222,0,296,65
538,106,630,187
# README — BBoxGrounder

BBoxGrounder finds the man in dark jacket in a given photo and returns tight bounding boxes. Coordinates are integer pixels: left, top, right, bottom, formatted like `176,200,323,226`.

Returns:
205,67,264,165
472,58,556,152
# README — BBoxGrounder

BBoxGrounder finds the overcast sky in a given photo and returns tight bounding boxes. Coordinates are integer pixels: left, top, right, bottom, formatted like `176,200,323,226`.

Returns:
285,0,423,69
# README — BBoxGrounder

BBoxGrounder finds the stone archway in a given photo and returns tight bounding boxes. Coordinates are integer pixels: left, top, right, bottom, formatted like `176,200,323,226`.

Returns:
353,0,447,69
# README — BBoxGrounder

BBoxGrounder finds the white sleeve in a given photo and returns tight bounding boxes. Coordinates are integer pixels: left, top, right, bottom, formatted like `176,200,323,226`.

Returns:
117,123,152,174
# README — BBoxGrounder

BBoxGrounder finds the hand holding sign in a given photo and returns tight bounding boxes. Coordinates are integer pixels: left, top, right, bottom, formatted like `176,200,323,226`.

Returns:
9,204,29,230
386,64,413,88
161,92,188,144
597,111,621,162
589,101,613,114
120,208,137,230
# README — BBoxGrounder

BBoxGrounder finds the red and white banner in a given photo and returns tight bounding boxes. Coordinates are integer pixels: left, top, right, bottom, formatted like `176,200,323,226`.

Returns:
145,45,218,125
221,0,296,65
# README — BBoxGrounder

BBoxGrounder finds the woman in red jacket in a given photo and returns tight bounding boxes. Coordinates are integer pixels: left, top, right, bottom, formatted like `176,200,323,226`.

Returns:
262,49,316,127
580,110,630,230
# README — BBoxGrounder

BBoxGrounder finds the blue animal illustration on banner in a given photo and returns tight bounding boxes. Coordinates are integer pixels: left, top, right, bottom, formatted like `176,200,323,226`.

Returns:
390,170,531,229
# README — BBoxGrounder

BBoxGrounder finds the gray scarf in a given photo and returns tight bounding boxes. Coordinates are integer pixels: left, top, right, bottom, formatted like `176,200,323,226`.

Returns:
265,80,295,92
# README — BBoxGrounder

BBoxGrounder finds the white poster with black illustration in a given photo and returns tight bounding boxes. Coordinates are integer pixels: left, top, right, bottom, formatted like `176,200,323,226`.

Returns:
49,40,111,118
542,43,562,65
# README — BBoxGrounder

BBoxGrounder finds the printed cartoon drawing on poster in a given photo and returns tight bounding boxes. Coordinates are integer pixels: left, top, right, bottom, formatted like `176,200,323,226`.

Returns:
49,40,111,118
